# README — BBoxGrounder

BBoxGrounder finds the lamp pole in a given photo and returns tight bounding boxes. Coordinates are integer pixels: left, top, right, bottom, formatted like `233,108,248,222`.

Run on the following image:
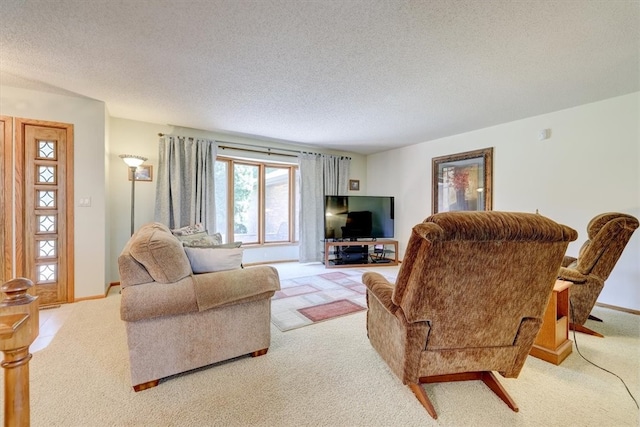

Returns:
129,166,137,236
119,154,148,236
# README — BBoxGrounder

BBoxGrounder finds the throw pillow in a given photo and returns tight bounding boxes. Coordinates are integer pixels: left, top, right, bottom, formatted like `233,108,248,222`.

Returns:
171,223,206,236
183,239,242,249
184,247,244,274
214,241,243,249
174,231,209,243
180,234,224,247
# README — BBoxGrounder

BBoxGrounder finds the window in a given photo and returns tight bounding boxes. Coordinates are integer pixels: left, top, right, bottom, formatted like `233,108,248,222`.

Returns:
215,157,298,245
265,166,290,243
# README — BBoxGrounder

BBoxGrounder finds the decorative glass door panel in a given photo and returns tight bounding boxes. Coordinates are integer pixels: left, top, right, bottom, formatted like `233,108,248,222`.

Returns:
20,122,73,305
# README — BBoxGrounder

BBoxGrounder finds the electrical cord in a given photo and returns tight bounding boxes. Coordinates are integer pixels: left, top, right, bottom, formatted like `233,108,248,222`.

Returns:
569,299,639,409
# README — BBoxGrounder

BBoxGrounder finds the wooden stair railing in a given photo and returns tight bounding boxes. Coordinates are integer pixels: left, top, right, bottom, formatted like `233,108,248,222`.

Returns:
0,278,39,427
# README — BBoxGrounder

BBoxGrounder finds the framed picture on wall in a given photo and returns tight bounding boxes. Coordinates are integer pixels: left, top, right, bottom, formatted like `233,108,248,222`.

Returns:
129,165,153,182
432,147,493,214
349,179,360,191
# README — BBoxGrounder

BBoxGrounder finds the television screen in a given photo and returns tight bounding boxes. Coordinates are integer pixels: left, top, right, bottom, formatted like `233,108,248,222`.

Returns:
324,196,394,240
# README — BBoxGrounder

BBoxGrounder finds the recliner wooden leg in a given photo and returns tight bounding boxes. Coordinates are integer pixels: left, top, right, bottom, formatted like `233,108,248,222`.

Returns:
133,379,159,392
570,323,604,338
408,383,438,419
411,372,519,418
481,372,519,412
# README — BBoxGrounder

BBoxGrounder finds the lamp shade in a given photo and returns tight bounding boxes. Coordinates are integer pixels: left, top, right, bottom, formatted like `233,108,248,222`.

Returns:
119,154,147,168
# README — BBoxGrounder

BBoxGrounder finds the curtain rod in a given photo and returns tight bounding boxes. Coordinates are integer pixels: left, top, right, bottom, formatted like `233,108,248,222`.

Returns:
157,133,351,160
219,145,298,158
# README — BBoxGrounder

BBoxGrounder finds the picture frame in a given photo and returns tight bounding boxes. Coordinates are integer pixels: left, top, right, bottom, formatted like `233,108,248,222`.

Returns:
432,147,493,214
349,179,360,191
128,165,153,182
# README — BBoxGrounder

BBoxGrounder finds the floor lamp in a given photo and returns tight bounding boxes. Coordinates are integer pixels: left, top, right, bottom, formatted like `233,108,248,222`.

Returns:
119,154,148,236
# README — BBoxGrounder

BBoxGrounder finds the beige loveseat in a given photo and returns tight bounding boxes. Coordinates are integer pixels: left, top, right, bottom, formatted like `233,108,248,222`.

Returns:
118,222,281,391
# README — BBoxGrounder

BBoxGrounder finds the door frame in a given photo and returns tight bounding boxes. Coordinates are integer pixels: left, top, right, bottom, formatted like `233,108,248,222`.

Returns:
15,118,74,303
1,116,12,282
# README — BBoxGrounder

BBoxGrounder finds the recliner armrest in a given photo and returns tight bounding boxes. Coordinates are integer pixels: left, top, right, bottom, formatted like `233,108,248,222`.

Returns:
561,255,577,267
363,272,398,315
557,266,587,284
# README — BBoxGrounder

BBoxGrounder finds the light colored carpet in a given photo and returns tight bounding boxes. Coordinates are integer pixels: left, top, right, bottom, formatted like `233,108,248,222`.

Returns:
3,292,638,426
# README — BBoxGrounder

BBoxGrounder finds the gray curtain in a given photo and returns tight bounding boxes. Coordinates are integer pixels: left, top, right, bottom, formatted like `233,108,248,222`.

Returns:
154,136,217,233
298,154,350,263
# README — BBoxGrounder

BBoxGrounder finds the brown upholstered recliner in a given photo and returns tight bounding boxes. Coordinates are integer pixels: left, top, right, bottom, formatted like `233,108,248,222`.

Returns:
557,212,638,337
363,211,577,419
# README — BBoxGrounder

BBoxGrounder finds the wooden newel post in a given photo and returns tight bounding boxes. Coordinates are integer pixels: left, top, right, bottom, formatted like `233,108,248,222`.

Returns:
0,278,39,427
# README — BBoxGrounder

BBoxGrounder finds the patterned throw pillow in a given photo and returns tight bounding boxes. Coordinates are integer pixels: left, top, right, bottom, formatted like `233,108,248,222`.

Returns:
182,233,226,247
174,231,209,243
184,240,242,249
171,223,206,236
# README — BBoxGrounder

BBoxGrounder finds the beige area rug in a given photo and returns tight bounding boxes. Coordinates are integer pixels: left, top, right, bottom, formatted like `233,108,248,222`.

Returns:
3,293,639,426
271,270,394,331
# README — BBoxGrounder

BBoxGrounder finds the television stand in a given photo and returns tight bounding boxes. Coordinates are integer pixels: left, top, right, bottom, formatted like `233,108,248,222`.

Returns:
370,258,392,264
323,239,398,268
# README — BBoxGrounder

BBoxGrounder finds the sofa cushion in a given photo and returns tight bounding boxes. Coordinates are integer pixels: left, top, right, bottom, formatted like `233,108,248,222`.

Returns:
184,247,243,273
129,226,192,283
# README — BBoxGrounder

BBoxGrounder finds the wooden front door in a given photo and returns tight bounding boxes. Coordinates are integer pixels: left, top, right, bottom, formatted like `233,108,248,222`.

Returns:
15,119,74,305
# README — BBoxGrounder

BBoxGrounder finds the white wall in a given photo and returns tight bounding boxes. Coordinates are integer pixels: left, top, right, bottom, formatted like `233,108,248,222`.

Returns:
0,85,108,299
366,92,640,311
107,118,367,281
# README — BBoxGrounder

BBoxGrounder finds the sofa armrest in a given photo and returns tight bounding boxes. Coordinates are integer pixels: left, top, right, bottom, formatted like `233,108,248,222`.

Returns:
363,272,398,315
557,266,587,284
121,276,198,322
192,265,281,312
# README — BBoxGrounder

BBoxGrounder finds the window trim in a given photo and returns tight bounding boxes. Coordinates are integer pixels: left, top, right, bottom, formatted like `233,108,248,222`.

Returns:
216,155,298,246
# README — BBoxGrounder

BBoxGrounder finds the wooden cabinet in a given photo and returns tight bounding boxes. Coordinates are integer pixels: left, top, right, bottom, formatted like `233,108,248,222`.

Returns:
323,239,398,268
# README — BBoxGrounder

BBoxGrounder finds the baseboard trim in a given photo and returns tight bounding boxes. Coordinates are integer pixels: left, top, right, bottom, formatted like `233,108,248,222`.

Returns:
243,259,298,267
74,294,108,302
595,302,640,316
73,282,120,302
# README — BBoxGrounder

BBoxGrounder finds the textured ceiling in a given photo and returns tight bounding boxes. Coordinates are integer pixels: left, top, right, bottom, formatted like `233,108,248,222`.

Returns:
1,0,638,154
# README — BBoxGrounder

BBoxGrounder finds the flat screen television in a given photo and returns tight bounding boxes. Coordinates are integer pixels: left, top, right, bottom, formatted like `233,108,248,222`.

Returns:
324,195,394,240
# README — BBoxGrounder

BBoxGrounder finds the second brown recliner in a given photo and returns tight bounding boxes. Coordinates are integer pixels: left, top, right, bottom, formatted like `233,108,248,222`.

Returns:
557,212,638,337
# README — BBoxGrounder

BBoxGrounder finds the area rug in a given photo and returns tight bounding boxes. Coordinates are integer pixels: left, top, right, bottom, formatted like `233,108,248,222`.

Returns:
271,270,394,331
298,299,364,322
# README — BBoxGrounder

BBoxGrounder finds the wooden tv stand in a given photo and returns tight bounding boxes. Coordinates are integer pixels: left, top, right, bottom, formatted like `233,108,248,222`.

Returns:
323,239,398,268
